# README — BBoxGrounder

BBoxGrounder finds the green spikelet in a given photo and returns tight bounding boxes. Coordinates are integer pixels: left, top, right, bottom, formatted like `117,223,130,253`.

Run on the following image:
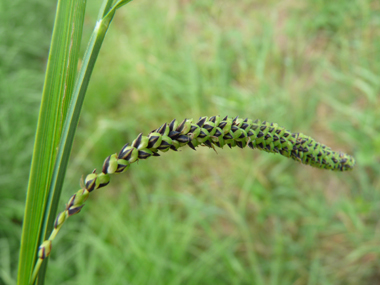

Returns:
31,115,355,282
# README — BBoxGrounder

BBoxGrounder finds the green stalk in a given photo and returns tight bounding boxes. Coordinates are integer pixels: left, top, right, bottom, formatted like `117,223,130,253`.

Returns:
30,1,133,284
17,1,86,284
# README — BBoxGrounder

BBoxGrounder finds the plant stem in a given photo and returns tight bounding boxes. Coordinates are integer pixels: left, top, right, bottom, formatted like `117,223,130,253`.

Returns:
34,1,133,283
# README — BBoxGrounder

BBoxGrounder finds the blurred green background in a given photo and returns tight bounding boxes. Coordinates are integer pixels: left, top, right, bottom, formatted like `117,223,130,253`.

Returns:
1,0,380,284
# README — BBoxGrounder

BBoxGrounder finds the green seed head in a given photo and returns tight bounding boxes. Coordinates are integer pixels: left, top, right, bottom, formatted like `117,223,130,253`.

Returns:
196,128,210,143
204,121,217,136
171,140,180,151
38,240,52,260
72,188,90,207
84,173,98,192
32,114,356,283
157,135,172,152
103,153,119,174
148,132,163,149
54,211,67,229
169,119,178,131
132,133,149,149
67,204,85,217
138,148,153,159
179,119,193,135
214,115,221,126
97,172,110,188
116,159,130,173
119,146,138,163
223,117,233,134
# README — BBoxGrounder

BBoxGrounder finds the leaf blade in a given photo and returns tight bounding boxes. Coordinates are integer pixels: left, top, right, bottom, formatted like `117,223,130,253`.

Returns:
17,0,87,284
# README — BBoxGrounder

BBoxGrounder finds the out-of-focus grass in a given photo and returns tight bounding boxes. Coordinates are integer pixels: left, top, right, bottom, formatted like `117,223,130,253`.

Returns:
58,1,380,284
3,0,380,284
0,1,54,283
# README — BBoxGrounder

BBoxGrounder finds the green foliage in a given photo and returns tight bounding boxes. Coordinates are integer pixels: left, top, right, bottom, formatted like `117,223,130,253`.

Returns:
1,0,379,284
20,0,134,283
18,0,87,283
0,0,55,283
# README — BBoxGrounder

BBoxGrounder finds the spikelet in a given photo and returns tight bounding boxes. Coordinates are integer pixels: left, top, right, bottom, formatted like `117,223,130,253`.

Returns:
32,116,355,282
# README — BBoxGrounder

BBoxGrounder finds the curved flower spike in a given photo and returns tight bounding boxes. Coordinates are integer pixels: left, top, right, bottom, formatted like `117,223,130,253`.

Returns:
31,115,355,283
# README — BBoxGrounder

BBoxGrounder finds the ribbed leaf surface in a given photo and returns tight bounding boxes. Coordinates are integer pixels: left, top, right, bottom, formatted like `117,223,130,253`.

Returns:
18,1,86,284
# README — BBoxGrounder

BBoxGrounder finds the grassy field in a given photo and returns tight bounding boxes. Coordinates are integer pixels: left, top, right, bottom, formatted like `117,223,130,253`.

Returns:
2,0,380,284
0,1,54,284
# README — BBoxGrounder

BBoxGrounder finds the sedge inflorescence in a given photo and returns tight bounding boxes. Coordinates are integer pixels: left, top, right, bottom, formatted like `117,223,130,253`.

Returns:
33,115,355,281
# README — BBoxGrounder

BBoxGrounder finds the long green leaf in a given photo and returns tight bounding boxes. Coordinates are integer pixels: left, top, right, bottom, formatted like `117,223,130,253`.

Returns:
17,0,86,284
35,0,132,284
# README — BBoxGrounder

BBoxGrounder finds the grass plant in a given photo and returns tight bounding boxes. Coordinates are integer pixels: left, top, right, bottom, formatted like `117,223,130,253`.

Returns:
1,0,379,284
